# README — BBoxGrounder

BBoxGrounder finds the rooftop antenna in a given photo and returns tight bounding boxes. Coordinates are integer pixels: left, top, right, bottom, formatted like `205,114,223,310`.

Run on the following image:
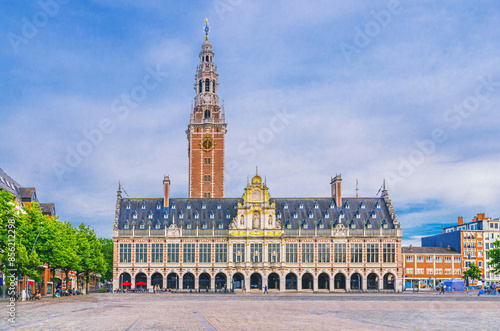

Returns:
121,184,130,198
355,179,359,198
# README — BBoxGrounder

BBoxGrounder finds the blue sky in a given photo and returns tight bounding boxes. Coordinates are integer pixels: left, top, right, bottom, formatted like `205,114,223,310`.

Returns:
1,0,499,245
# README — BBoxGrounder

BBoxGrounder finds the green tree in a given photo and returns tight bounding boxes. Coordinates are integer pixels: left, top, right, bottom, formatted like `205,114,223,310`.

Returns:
77,224,106,293
98,238,114,282
463,262,482,285
0,192,47,292
487,240,500,275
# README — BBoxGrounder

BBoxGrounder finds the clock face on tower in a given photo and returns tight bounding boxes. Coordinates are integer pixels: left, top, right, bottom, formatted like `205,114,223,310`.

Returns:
200,137,214,152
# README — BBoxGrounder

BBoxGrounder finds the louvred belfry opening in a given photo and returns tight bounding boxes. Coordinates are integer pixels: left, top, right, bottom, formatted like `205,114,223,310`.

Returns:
186,19,226,198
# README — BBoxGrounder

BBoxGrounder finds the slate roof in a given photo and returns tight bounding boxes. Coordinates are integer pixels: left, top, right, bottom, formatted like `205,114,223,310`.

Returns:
402,246,460,255
116,196,396,230
0,168,22,198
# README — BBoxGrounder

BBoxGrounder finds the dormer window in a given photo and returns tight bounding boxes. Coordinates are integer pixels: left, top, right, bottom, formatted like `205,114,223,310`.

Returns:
233,202,237,209
133,211,138,220
186,220,192,229
355,210,361,219
318,219,324,229
360,202,365,209
141,202,146,210
339,210,344,219
308,211,314,219
276,211,282,219
179,212,184,220
195,211,199,219
381,219,388,229
286,220,291,229
148,212,153,220
164,213,168,219
202,203,206,210
329,201,334,209
155,220,161,229
301,220,308,229
299,201,304,209
124,220,130,230
349,220,356,229
139,220,145,230
126,202,131,210
324,211,330,219
210,211,215,219
314,201,319,209
217,202,221,210
226,211,231,219
371,211,377,219
156,202,161,210
171,203,175,210
344,202,350,209
293,211,298,219
366,220,372,229
284,202,288,209
187,203,191,210
202,220,208,229
218,219,223,229
375,201,381,209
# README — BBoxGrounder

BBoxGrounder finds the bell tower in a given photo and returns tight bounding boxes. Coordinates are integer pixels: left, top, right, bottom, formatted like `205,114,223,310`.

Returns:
187,19,227,199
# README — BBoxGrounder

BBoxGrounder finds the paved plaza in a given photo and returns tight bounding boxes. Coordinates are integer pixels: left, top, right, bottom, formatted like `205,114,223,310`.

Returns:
2,292,500,330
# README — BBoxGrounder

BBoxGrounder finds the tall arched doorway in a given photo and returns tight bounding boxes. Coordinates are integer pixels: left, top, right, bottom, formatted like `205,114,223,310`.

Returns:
215,273,227,289
183,273,195,290
167,273,178,290
135,272,147,290
350,273,362,290
384,273,395,290
367,273,378,290
119,272,131,290
250,273,262,290
232,273,244,290
286,273,297,290
334,273,346,290
151,273,163,288
318,273,329,290
302,273,314,290
199,273,211,290
268,273,280,290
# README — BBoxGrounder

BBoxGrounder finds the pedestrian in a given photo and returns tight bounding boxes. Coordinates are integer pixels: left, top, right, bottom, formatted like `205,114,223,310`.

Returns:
264,285,268,294
441,284,446,294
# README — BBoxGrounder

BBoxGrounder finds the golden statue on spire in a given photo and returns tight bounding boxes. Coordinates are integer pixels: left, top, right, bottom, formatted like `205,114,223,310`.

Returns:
204,18,210,40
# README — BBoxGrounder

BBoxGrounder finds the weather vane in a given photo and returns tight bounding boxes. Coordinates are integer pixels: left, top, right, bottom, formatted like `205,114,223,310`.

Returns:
204,18,210,40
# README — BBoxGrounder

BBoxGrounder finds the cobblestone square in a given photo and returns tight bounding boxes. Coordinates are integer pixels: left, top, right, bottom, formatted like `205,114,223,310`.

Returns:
2,292,500,330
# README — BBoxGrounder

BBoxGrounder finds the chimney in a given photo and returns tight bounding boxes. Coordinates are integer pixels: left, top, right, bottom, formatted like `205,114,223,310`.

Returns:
458,216,463,225
163,176,170,208
331,174,342,207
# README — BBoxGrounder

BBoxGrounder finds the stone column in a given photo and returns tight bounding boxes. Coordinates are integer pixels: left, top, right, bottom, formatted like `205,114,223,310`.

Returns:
263,274,268,291
263,244,268,263
163,274,167,289
345,274,351,291
297,274,302,291
210,275,215,291
244,274,250,292
313,276,318,292
147,273,151,289
378,275,383,290
362,275,367,291
280,274,286,292
195,275,199,291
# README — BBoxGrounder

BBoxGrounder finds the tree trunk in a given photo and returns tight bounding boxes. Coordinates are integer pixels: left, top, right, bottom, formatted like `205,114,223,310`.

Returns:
85,271,89,294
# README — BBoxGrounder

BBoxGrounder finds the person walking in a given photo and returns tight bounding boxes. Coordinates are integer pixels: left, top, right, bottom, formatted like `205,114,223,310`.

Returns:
263,285,268,294
441,284,446,294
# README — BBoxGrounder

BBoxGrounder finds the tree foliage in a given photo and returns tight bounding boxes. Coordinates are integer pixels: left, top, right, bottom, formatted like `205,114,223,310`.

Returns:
98,238,114,282
0,190,109,293
488,240,500,275
462,262,482,282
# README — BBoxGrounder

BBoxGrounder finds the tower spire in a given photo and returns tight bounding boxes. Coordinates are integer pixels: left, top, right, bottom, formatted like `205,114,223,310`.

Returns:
204,18,210,40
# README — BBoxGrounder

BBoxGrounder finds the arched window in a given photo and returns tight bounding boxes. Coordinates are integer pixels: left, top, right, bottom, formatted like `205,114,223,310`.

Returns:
205,78,210,92
199,80,202,93
204,109,211,118
206,55,209,62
